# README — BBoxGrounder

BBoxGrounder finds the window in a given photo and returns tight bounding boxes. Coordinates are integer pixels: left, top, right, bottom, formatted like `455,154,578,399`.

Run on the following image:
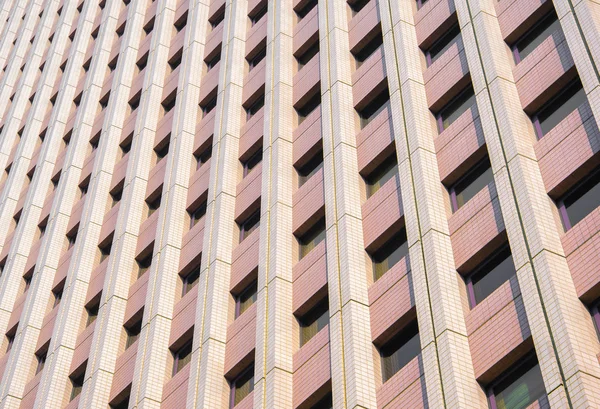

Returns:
298,218,326,259
235,281,257,317
379,320,420,382
162,93,177,113
5,334,14,353
311,394,333,409
532,79,585,138
416,0,429,9
246,94,265,120
349,0,369,15
298,152,323,187
242,148,262,177
358,89,390,129
125,319,142,349
136,254,152,278
436,85,476,131
296,0,317,19
154,141,170,163
296,41,319,70
449,157,493,212
296,92,321,125
120,139,131,155
353,32,383,69
201,96,217,117
250,4,267,26
210,8,225,29
168,52,181,72
146,195,161,217
110,394,130,409
182,266,200,296
230,365,254,407
36,351,47,374
371,229,408,281
466,245,515,308
365,155,397,198
424,23,461,66
174,12,187,32
23,275,32,293
53,288,63,308
111,188,122,207
195,145,212,169
67,231,78,249
70,372,84,401
205,51,221,71
299,300,329,346
189,200,207,228
487,354,546,409
172,340,193,375
239,210,260,242
248,46,267,71
86,303,99,327
512,11,560,63
99,240,112,263
557,167,600,231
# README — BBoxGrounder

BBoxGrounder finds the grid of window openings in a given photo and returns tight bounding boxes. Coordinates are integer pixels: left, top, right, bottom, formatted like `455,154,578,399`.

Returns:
0,0,599,408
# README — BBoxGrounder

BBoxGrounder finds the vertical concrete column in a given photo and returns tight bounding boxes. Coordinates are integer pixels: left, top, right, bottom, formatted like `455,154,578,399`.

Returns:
551,0,600,147
0,0,78,255
123,3,177,409
185,0,247,408
0,0,19,59
30,0,130,407
0,0,67,360
0,0,47,148
318,0,377,408
75,2,154,408
252,0,294,408
456,0,600,407
376,1,485,407
127,1,208,408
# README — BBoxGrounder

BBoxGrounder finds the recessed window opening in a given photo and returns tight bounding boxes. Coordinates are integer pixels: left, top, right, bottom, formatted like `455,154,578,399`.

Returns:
189,200,207,228
466,244,515,308
298,217,326,259
354,31,383,69
172,339,193,375
436,85,475,132
532,79,585,138
242,148,263,177
299,300,329,346
206,50,221,71
425,23,461,66
297,92,321,124
449,157,493,212
371,228,408,281
296,0,318,19
349,0,370,16
250,4,267,26
365,155,397,198
235,280,258,317
297,41,319,70
298,152,323,187
239,210,261,242
136,254,152,278
70,372,85,401
487,353,546,409
358,88,390,129
379,320,420,383
146,194,161,217
195,145,212,169
230,364,254,406
557,167,600,231
182,266,200,296
201,96,217,117
125,319,142,349
512,10,560,63
248,46,267,71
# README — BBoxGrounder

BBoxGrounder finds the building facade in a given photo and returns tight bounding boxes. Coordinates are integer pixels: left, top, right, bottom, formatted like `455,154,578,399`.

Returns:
0,0,599,408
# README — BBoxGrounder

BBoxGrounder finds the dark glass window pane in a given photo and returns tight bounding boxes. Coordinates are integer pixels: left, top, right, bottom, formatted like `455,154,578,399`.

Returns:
515,12,560,62
299,301,329,346
366,155,397,198
563,169,600,229
427,24,461,66
299,218,326,259
493,357,545,409
380,321,420,382
453,158,493,210
233,366,255,405
240,210,261,241
173,340,193,374
372,229,408,281
237,281,258,317
471,246,515,305
538,80,585,136
298,153,323,186
439,86,475,130
358,90,390,129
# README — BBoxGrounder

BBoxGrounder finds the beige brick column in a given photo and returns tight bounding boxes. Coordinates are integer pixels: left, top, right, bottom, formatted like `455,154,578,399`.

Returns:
185,0,247,408
0,0,19,59
377,1,485,407
75,2,158,408
0,1,100,408
29,1,132,408
252,0,294,408
551,0,600,150
318,0,377,408
127,1,208,408
456,0,600,407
